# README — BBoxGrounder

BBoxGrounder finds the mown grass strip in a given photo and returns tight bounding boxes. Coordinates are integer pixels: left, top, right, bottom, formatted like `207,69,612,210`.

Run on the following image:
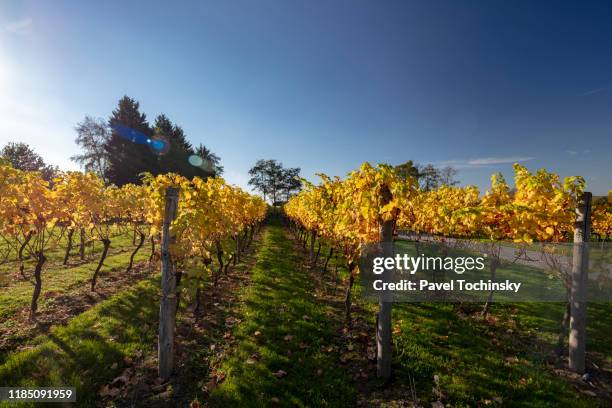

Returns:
305,237,609,406
207,221,355,407
0,276,160,407
0,246,151,320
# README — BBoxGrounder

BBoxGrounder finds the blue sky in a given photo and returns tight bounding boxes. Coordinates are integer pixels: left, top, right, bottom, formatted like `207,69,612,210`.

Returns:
1,0,611,194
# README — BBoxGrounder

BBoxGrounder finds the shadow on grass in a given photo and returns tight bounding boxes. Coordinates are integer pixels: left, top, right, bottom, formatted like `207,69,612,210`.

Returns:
207,220,356,408
0,277,160,408
353,289,610,406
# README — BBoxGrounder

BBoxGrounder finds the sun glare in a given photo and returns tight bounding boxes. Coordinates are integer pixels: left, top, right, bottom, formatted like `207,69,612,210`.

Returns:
0,49,13,94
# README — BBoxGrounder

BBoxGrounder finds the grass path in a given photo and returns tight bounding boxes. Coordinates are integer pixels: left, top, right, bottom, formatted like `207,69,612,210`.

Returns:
0,234,151,320
0,276,161,408
0,226,264,408
207,221,356,407
0,249,152,318
0,247,153,364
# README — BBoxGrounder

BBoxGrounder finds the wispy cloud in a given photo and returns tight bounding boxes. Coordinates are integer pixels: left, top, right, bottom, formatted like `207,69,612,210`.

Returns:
467,156,535,166
566,149,590,155
434,156,535,169
4,18,32,35
582,85,612,96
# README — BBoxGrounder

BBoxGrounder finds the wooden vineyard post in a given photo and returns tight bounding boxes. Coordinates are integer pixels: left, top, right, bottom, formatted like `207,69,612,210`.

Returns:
569,191,592,373
158,187,179,381
377,184,393,380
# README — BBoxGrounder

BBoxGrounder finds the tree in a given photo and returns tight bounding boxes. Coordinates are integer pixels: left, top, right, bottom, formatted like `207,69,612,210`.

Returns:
194,143,223,176
147,115,222,179
248,159,299,203
0,167,66,320
418,164,441,191
248,160,269,200
280,167,302,202
0,142,58,181
75,97,222,184
440,166,459,187
71,116,110,182
153,114,192,176
395,160,420,182
395,160,459,191
104,96,157,186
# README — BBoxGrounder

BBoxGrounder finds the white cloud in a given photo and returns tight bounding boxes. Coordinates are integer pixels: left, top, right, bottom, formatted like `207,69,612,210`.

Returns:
467,156,535,166
435,156,535,169
583,85,612,96
4,18,32,35
566,149,591,156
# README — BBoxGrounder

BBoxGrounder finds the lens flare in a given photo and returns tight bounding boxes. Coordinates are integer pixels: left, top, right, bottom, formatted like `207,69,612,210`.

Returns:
148,134,170,156
188,155,214,172
110,123,171,156
188,155,203,167
111,123,149,145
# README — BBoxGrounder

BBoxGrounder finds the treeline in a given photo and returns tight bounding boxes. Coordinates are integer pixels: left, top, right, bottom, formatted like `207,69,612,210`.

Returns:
248,159,302,204
72,95,223,186
395,160,459,191
0,143,59,181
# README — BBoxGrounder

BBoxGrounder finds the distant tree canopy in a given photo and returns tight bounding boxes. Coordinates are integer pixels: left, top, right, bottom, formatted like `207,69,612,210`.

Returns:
248,159,302,204
0,142,58,181
71,116,110,183
194,144,224,176
72,95,222,186
395,160,459,191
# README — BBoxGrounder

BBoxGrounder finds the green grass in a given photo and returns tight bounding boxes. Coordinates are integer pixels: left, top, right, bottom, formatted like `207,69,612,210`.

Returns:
510,301,612,361
0,229,262,407
345,244,611,406
391,240,612,360
0,245,151,320
0,276,160,407
0,229,149,291
0,230,155,367
207,220,356,407
383,302,607,407
0,227,136,271
0,223,608,407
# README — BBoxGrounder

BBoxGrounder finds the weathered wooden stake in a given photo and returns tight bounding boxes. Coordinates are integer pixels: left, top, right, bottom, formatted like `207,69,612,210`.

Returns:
569,191,591,374
158,187,179,381
377,184,393,380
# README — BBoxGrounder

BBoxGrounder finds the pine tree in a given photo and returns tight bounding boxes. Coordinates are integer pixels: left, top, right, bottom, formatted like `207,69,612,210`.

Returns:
153,114,194,176
104,96,156,185
194,143,223,177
